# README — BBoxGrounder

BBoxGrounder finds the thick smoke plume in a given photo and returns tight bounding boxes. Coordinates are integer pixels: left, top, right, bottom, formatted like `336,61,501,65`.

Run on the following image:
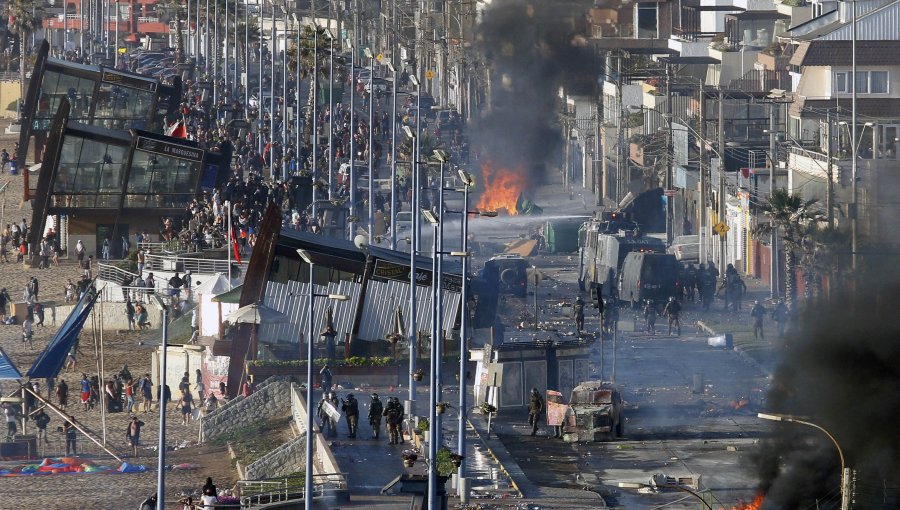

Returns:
473,0,599,190
755,284,900,509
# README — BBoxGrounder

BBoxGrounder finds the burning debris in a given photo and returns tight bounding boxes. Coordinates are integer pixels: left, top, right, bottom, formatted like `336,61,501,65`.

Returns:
475,162,543,216
751,284,900,509
731,492,765,510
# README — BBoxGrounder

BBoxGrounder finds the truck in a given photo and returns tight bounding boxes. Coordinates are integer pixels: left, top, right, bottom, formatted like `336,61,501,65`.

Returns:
578,213,666,298
618,252,680,307
563,380,624,442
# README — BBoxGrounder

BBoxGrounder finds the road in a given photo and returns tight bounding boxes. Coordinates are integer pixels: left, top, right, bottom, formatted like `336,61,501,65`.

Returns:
472,220,771,508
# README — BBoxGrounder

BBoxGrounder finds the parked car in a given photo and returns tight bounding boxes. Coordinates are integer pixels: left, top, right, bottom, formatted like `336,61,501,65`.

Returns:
563,380,624,442
667,234,699,262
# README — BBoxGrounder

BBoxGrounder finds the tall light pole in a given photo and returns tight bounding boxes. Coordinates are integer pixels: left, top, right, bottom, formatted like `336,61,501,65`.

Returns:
156,309,169,510
387,61,399,251
312,26,320,219
348,37,357,240
850,0,859,272
297,249,349,510
365,47,376,244
421,207,442,510
327,31,335,200
269,2,276,180
758,413,849,510
403,123,419,437
412,74,423,253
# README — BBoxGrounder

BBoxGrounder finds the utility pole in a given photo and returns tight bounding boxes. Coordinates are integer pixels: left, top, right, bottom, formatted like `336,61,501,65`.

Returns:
699,86,707,264
718,88,726,271
769,101,779,299
664,63,674,245
615,54,624,203
850,0,859,272
826,110,835,228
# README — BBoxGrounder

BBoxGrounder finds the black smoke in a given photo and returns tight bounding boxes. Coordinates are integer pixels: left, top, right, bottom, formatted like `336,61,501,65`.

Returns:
473,0,599,188
754,283,900,509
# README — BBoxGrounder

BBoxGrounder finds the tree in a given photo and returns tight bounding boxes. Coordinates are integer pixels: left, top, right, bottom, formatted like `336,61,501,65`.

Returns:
157,0,186,64
751,189,824,307
5,0,43,114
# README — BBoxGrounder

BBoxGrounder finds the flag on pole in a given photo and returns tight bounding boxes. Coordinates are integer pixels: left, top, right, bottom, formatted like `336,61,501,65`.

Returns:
166,120,187,139
231,227,242,264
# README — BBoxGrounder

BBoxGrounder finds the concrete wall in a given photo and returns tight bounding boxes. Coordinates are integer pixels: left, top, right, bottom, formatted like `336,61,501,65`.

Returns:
201,377,293,441
243,433,307,480
0,81,21,119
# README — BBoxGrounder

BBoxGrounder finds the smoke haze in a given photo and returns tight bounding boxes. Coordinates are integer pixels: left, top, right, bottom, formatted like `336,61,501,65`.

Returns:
756,285,900,508
473,0,599,191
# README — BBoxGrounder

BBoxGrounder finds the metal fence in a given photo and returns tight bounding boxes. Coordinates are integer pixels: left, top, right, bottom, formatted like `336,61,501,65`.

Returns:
237,473,348,507
144,253,248,276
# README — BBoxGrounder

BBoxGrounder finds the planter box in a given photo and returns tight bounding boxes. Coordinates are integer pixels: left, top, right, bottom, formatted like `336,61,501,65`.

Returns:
247,364,402,386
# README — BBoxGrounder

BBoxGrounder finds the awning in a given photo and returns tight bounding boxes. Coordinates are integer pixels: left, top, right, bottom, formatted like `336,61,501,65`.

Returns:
28,289,99,379
212,284,243,303
0,347,21,380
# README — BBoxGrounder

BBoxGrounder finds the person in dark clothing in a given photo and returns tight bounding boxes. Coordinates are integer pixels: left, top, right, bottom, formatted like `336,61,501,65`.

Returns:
33,408,50,446
663,297,682,336
368,393,384,440
772,300,789,336
64,420,77,455
750,300,767,339
341,393,360,438
383,397,405,445
643,300,658,335
528,388,544,436
573,297,585,334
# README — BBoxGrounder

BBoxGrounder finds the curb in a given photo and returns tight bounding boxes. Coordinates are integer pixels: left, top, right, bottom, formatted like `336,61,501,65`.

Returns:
465,415,525,498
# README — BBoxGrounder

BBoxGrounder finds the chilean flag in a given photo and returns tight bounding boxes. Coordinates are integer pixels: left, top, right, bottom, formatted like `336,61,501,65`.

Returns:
231,227,242,264
166,120,187,139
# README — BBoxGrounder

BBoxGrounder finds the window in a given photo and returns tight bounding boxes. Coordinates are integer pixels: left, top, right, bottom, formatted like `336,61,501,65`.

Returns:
871,71,889,94
834,72,848,93
636,3,659,39
834,71,890,94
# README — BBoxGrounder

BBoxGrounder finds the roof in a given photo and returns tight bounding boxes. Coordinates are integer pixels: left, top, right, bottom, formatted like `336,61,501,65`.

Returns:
790,40,900,66
278,229,461,275
728,10,789,20
790,97,900,119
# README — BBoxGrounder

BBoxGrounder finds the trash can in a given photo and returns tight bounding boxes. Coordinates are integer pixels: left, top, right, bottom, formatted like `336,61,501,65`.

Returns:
8,161,16,175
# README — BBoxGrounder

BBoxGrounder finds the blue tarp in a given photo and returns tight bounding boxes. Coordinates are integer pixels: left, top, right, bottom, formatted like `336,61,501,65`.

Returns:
27,289,98,379
0,346,21,379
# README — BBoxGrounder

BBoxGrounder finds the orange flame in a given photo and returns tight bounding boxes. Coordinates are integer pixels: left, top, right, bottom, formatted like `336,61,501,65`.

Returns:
731,492,764,510
475,161,529,215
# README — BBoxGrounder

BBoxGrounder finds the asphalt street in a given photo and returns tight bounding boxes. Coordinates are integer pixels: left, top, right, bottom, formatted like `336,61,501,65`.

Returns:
468,187,773,508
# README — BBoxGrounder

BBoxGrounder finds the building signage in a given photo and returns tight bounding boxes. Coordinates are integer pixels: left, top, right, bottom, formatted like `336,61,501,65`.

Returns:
373,259,462,293
135,136,204,162
101,70,158,92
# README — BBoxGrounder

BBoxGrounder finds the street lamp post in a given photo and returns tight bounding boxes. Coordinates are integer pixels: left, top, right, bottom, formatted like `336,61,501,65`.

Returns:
403,123,419,434
421,206,442,510
758,412,849,510
365,47,376,244
312,27,320,217
327,31,335,200
297,249,349,510
270,2,277,180
155,310,169,510
387,61,399,251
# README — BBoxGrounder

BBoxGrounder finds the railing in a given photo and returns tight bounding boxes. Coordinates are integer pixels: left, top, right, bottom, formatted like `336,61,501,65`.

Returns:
138,16,160,23
237,473,349,507
137,241,191,254
97,262,139,285
144,253,248,276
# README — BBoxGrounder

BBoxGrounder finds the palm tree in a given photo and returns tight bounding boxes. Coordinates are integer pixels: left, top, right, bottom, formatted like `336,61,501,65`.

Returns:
751,189,824,307
5,0,43,111
158,0,186,63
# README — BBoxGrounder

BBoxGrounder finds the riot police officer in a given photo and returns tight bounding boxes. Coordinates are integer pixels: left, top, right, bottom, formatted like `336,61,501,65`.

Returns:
368,393,384,440
663,296,682,336
528,388,544,437
341,393,360,438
